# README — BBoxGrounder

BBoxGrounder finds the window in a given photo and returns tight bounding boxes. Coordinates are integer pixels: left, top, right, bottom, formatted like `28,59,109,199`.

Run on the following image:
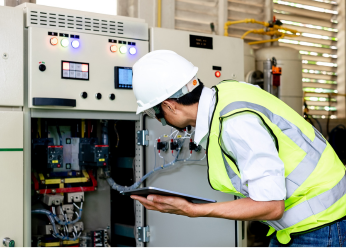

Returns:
274,0,338,119
0,0,4,6
36,0,117,16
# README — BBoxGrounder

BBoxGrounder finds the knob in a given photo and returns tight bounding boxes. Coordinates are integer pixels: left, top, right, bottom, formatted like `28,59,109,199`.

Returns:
39,64,46,72
109,94,115,100
3,238,15,247
81,92,88,99
95,93,102,100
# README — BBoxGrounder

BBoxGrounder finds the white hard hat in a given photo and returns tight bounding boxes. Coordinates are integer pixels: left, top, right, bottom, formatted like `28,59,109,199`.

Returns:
133,50,199,115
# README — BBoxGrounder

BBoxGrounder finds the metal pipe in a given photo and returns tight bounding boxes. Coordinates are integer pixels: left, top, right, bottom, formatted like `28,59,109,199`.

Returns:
263,59,272,94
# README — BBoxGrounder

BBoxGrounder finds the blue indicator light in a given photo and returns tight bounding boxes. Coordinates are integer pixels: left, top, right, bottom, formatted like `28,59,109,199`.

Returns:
129,47,137,55
71,40,80,49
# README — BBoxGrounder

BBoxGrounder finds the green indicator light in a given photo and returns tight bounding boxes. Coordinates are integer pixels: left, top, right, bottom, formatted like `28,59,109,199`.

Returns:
119,46,127,54
61,39,69,47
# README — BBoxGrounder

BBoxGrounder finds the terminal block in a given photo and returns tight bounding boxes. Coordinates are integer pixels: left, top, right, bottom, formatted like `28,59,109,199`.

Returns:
39,224,63,235
42,194,64,206
66,192,85,203
57,204,74,215
68,222,84,233
90,230,107,247
79,138,109,167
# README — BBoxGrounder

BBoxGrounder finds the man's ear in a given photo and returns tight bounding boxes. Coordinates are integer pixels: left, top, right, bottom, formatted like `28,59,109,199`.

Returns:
162,100,177,114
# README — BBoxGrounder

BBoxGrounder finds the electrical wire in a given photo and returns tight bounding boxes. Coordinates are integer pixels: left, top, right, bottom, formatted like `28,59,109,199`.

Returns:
104,143,184,192
32,202,83,241
114,121,120,148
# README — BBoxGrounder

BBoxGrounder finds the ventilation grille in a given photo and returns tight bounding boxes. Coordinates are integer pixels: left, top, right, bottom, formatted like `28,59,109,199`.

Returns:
29,10,124,35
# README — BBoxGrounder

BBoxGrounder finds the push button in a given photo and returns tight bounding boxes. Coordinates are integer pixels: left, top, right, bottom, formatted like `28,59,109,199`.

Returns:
109,94,115,100
39,64,46,72
81,92,88,99
95,93,102,100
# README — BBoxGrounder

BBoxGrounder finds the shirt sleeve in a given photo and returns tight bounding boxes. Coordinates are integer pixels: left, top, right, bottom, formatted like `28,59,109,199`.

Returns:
220,112,286,201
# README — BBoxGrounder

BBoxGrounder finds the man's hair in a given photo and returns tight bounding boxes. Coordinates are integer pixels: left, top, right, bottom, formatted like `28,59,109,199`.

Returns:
169,79,204,106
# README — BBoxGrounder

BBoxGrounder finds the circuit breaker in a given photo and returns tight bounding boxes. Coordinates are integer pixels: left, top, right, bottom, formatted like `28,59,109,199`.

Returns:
79,138,109,167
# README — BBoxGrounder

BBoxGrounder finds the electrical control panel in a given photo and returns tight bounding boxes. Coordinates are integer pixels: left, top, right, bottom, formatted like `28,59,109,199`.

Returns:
150,27,244,86
23,3,148,112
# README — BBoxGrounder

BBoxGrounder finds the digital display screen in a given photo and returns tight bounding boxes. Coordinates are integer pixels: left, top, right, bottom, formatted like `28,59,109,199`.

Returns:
61,61,89,80
190,35,213,50
114,67,132,89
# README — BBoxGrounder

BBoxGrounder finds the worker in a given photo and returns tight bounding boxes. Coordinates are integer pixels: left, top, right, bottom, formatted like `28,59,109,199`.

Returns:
130,50,346,247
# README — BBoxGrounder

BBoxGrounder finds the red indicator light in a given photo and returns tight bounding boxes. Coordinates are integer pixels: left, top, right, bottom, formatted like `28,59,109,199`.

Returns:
103,162,107,166
50,37,58,46
57,164,61,168
110,45,118,53
215,71,221,78
82,64,88,72
63,62,70,70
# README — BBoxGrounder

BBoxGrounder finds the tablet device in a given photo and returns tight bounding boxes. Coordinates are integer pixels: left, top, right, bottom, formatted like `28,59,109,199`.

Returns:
121,187,216,204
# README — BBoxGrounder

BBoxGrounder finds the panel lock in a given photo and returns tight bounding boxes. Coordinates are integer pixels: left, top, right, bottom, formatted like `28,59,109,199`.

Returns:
3,238,15,247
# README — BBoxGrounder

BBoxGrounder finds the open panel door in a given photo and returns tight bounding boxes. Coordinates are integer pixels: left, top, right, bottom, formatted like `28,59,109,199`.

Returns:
142,117,243,247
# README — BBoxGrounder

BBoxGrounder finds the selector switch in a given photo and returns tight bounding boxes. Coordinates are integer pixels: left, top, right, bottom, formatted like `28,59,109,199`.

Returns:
95,93,102,100
81,92,88,99
39,64,46,72
109,94,115,100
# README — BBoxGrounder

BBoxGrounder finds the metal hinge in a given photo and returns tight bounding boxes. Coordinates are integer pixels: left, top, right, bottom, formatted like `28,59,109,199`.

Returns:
137,130,149,146
137,226,150,243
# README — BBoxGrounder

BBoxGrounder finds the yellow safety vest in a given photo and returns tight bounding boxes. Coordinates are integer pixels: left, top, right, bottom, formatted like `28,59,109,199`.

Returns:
207,80,346,244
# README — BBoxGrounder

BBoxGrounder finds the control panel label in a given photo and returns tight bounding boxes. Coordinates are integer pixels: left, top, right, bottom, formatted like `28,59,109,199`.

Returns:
190,35,213,50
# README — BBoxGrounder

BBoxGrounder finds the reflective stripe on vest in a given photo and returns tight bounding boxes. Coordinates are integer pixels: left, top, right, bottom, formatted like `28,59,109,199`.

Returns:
221,153,249,196
267,174,346,231
220,101,326,199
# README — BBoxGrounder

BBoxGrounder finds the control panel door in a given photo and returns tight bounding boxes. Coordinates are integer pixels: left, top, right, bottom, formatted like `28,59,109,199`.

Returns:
0,111,24,247
143,118,240,247
0,7,24,107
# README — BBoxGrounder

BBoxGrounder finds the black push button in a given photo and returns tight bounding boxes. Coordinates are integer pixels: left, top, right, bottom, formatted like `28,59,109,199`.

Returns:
81,92,88,99
109,93,115,100
95,93,102,100
39,64,46,72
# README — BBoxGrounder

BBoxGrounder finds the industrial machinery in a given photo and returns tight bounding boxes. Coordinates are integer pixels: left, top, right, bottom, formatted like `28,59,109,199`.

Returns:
224,18,303,115
255,47,303,115
0,4,247,247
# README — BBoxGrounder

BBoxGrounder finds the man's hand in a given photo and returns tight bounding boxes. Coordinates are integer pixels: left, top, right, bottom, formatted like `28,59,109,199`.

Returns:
131,195,197,217
131,195,284,221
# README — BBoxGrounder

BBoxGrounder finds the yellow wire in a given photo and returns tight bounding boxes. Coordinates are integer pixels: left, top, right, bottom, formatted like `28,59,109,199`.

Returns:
81,119,85,138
